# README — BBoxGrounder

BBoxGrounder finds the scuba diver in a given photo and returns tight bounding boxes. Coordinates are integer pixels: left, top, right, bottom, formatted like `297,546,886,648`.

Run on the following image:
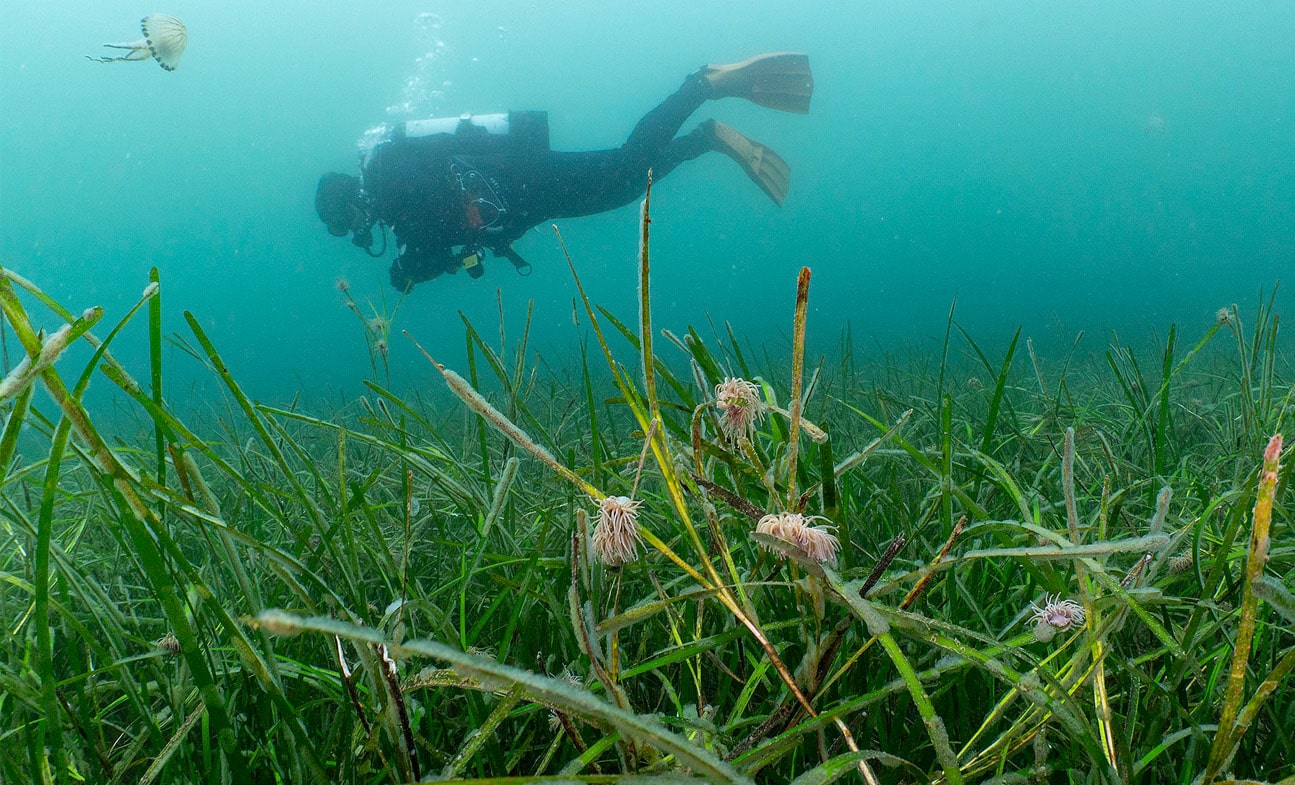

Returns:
315,52,814,292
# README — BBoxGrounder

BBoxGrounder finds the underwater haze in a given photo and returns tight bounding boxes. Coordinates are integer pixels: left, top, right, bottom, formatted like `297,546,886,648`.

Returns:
2,1,1293,404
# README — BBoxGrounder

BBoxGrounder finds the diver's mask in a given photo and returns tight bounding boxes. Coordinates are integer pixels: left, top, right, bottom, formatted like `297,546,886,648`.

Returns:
351,215,387,258
316,172,385,257
331,201,380,255
347,208,375,250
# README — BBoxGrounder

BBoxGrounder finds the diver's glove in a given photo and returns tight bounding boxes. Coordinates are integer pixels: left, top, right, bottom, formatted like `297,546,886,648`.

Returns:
388,241,491,291
389,243,460,292
389,256,417,293
458,246,486,279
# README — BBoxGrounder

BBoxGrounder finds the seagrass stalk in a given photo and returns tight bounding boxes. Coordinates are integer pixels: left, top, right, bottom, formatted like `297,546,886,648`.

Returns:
407,332,601,500
1205,433,1282,781
638,170,657,415
785,267,811,510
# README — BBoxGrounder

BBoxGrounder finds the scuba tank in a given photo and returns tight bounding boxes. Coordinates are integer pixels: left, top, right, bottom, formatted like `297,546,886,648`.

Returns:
392,111,549,154
400,114,508,138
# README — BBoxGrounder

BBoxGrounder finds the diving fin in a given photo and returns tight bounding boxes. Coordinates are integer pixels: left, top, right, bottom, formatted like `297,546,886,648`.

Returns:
701,52,814,114
707,120,791,206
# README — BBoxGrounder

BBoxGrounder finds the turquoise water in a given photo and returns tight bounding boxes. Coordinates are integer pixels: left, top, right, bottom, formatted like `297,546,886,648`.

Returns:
2,2,1292,403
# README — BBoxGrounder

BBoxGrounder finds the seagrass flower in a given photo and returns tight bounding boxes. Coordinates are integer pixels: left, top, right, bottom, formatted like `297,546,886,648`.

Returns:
714,377,765,441
1029,594,1086,642
560,666,584,687
755,512,840,563
796,524,841,563
154,632,181,655
591,495,643,566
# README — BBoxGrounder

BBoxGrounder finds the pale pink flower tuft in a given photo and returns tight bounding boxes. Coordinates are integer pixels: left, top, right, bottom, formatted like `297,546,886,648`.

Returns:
560,666,584,687
797,525,842,563
1029,594,1086,632
154,632,181,655
714,377,765,442
755,512,840,564
591,495,643,566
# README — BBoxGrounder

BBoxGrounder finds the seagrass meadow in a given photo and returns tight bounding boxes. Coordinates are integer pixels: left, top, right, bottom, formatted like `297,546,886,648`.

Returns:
1,187,1293,785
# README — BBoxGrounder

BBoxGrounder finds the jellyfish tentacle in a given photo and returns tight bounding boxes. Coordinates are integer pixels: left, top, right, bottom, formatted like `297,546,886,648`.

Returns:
107,42,151,56
88,40,152,64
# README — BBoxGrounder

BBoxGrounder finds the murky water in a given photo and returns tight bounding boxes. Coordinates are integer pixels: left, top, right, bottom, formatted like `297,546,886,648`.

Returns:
2,1,1291,404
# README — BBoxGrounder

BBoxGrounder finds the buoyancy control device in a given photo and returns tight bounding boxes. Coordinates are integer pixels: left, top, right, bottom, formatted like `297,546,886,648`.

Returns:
360,111,549,280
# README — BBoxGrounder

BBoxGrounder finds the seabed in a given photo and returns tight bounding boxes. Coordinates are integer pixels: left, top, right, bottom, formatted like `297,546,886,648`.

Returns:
1,196,1291,783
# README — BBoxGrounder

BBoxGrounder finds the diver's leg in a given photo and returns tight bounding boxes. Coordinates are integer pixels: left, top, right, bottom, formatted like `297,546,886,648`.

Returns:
524,121,789,221
619,73,711,155
520,55,810,221
515,150,647,220
619,52,815,154
500,73,711,224
645,124,712,179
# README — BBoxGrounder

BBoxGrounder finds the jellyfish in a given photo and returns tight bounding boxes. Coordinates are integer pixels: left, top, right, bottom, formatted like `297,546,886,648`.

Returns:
87,14,187,71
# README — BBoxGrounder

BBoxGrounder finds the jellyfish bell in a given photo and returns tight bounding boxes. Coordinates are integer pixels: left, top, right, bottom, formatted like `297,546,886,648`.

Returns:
140,14,187,70
87,14,187,71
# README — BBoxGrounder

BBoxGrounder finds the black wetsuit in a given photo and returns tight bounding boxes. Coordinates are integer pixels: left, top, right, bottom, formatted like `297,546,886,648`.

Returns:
362,73,713,290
